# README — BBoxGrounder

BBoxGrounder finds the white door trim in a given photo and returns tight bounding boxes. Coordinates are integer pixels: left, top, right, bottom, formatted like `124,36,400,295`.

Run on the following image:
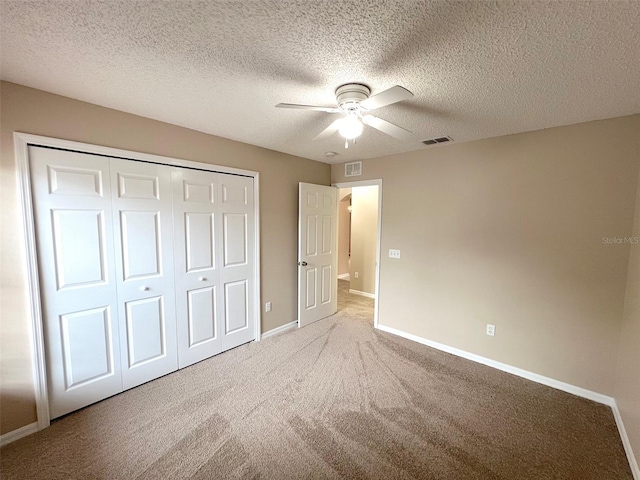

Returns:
14,132,262,433
15,136,50,432
332,179,382,329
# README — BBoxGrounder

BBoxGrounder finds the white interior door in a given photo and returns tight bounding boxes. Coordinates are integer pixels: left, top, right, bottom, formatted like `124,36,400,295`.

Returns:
298,183,338,327
110,159,178,390
173,168,223,368
29,146,123,419
219,175,256,351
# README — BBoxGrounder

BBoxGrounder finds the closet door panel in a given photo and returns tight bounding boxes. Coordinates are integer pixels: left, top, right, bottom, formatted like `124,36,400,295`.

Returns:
173,169,223,368
119,210,162,279
187,286,217,345
123,295,167,372
219,175,255,351
185,212,215,271
29,146,123,419
224,279,248,334
110,159,178,390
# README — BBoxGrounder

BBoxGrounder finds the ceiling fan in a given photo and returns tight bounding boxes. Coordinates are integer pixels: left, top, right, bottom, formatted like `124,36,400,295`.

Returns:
276,83,415,148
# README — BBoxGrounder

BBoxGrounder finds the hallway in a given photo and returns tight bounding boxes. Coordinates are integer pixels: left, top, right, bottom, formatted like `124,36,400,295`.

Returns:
337,279,375,323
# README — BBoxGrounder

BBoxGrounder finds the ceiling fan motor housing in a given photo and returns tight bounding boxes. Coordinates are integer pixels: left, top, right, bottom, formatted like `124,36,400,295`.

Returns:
335,83,370,111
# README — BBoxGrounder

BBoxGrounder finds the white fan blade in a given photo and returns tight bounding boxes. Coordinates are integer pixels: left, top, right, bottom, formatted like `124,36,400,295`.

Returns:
276,103,341,113
313,118,343,141
360,85,413,111
362,115,414,141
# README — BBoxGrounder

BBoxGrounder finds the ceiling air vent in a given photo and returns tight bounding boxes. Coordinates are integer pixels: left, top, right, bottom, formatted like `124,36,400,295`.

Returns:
422,136,453,146
345,161,362,177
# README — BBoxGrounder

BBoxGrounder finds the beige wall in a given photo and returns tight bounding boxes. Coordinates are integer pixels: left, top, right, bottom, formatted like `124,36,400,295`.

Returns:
0,82,330,435
350,186,379,295
616,160,640,467
2,80,638,461
332,115,640,397
337,189,351,276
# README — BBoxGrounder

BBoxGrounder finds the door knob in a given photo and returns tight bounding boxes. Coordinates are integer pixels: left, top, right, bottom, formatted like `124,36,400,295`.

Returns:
298,261,308,266
140,286,149,291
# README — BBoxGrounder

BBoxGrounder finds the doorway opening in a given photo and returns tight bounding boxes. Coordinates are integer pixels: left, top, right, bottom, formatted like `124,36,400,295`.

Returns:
334,180,381,326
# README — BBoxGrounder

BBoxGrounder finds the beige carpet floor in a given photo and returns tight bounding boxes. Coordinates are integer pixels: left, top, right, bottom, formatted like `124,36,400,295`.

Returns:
0,280,632,479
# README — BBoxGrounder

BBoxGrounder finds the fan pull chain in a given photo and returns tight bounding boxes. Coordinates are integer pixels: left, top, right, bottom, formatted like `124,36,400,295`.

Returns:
345,139,348,149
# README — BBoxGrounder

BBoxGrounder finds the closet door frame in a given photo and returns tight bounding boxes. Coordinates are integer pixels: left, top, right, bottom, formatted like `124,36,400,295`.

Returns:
15,132,262,433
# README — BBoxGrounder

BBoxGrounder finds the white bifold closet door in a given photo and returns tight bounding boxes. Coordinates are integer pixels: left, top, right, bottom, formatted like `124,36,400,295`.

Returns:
218,174,255,351
173,168,223,368
29,145,255,419
109,159,178,390
173,170,255,366
30,147,123,419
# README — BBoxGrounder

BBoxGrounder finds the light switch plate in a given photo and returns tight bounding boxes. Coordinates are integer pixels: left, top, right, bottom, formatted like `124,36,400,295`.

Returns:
389,249,401,259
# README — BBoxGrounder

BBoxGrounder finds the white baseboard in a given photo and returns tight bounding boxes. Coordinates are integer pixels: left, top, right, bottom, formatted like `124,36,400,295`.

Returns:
611,400,640,480
338,273,350,280
376,324,613,404
349,288,376,299
261,320,298,340
0,422,38,447
376,323,639,477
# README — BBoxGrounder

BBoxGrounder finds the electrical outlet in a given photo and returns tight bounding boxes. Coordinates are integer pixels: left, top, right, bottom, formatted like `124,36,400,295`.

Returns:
265,302,272,312
354,272,359,279
486,324,496,336
389,249,401,259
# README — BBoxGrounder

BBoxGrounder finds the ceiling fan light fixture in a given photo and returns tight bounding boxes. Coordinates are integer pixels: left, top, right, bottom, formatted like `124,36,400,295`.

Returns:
277,83,414,143
339,115,363,139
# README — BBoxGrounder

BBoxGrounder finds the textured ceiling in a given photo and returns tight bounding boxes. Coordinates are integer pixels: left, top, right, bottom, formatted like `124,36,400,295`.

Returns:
2,1,639,164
